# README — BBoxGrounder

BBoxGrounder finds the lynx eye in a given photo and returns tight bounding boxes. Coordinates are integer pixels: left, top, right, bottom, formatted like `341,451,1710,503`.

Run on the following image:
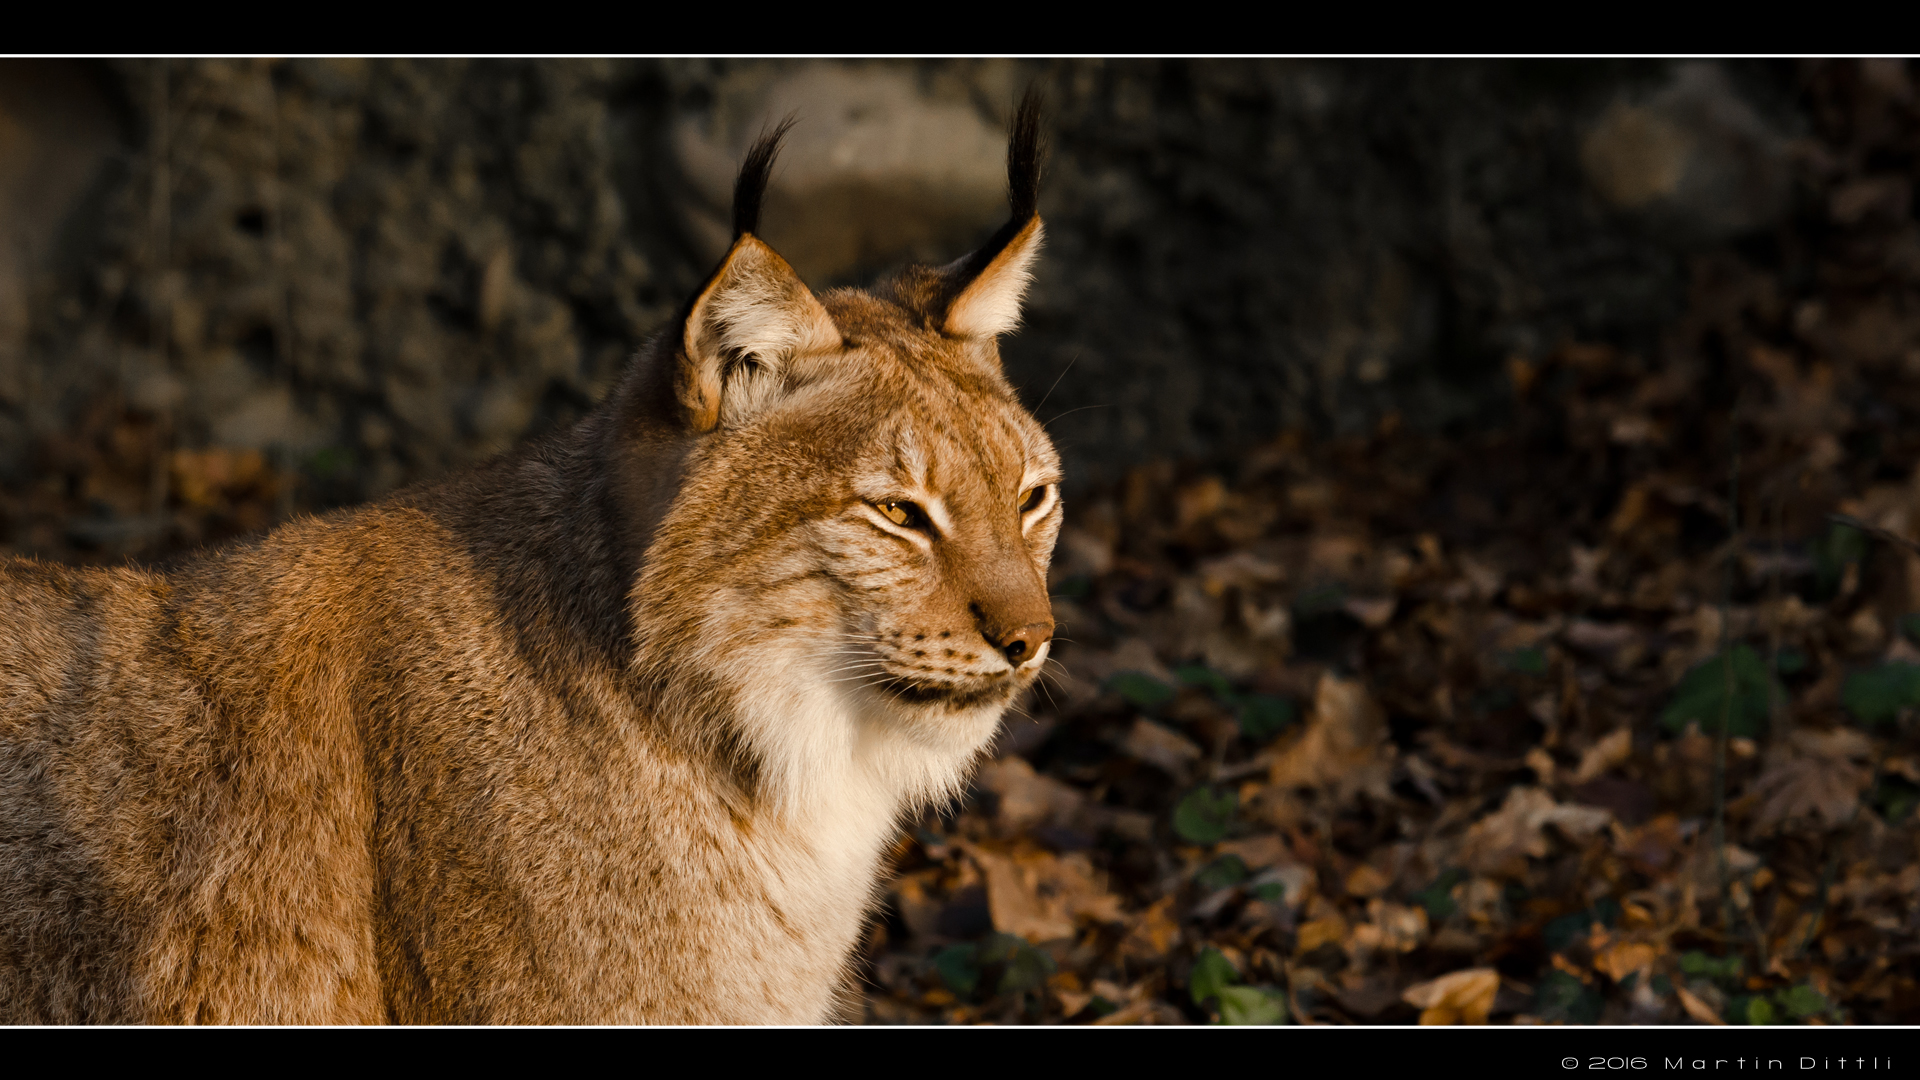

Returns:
877,500,931,531
1018,485,1049,514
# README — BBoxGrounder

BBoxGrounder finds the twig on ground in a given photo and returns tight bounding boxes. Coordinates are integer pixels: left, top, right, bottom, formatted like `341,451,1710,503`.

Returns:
1827,513,1920,557
1712,406,1740,938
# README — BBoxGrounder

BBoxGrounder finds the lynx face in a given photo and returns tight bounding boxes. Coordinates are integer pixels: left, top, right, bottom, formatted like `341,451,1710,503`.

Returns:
782,297,1059,733
630,118,1059,810
835,378,1061,719
636,247,1061,797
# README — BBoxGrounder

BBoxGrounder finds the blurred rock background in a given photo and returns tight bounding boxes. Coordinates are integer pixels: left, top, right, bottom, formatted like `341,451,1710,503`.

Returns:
0,58,1891,561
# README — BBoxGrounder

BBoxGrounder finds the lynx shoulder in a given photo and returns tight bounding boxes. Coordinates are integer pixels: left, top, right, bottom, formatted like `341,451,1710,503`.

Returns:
0,96,1061,1024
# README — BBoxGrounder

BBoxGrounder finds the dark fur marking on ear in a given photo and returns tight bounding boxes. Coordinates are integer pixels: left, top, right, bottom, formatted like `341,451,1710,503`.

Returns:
937,89,1045,311
734,116,796,241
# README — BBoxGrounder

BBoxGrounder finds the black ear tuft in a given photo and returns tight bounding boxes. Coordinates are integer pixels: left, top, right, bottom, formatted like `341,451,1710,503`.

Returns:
937,88,1046,306
733,116,796,241
1006,87,1043,227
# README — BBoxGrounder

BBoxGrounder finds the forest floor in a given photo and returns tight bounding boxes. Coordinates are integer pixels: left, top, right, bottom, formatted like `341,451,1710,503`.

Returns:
853,67,1920,1026
854,342,1920,1025
855,364,1920,1024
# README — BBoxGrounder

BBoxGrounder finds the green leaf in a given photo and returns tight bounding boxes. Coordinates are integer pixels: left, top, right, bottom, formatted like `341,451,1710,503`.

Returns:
1660,645,1779,738
1778,983,1829,1020
933,944,980,998
1415,868,1467,921
304,446,355,479
1543,912,1592,954
1237,694,1297,742
1471,686,1517,716
1738,994,1776,1025
1176,664,1235,700
1678,950,1743,987
1173,786,1237,845
1503,647,1548,675
1776,647,1808,675
1874,781,1920,825
1544,899,1621,954
978,932,1056,996
1902,614,1920,647
1251,882,1287,903
1534,969,1602,1024
1106,671,1176,711
1216,985,1288,1025
1195,854,1250,891
1842,662,1920,727
1189,947,1238,1006
1814,522,1867,597
1293,583,1347,618
1053,574,1092,601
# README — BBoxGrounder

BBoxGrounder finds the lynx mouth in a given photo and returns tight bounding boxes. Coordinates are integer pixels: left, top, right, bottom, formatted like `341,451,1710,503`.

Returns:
872,675,1016,711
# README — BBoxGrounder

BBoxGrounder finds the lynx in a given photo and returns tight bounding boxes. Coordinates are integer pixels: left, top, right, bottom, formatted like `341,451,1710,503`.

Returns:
0,95,1060,1024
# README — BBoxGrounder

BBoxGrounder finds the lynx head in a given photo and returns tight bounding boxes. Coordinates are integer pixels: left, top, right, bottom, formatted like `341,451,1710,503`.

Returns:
625,94,1060,810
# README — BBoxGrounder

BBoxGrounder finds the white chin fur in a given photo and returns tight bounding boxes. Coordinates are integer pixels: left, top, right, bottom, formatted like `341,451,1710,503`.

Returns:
730,642,1009,824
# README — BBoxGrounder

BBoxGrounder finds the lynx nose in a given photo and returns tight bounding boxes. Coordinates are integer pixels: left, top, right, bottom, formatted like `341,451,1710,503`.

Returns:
991,621,1053,667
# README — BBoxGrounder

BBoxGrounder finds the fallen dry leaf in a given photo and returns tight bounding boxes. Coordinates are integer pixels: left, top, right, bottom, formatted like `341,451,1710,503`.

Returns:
1118,718,1203,774
1679,842,1762,896
1076,637,1174,686
975,756,1087,834
1403,967,1499,1024
1460,877,1505,925
1343,596,1396,629
1216,834,1292,870
1294,914,1349,956
965,843,1123,943
1086,976,1185,1025
1595,941,1658,982
891,870,946,941
1563,618,1640,656
1677,985,1727,1025
1268,672,1394,801
1052,987,1095,1017
1090,999,1186,1025
1749,728,1875,834
1198,550,1286,595
169,447,273,509
1458,786,1612,877
1121,896,1182,960
967,843,1075,943
1572,728,1635,785
1249,864,1314,910
1350,899,1428,955
1345,863,1391,898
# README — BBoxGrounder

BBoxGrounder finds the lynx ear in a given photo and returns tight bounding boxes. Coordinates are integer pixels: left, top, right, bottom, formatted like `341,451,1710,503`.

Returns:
676,123,839,433
941,90,1046,340
942,218,1043,339
679,235,839,432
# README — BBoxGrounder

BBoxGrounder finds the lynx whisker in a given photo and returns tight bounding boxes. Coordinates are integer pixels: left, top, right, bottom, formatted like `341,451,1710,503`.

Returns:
1039,402,1114,432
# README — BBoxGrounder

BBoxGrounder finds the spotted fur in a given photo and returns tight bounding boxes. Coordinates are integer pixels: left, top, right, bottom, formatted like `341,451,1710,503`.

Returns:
0,94,1059,1023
